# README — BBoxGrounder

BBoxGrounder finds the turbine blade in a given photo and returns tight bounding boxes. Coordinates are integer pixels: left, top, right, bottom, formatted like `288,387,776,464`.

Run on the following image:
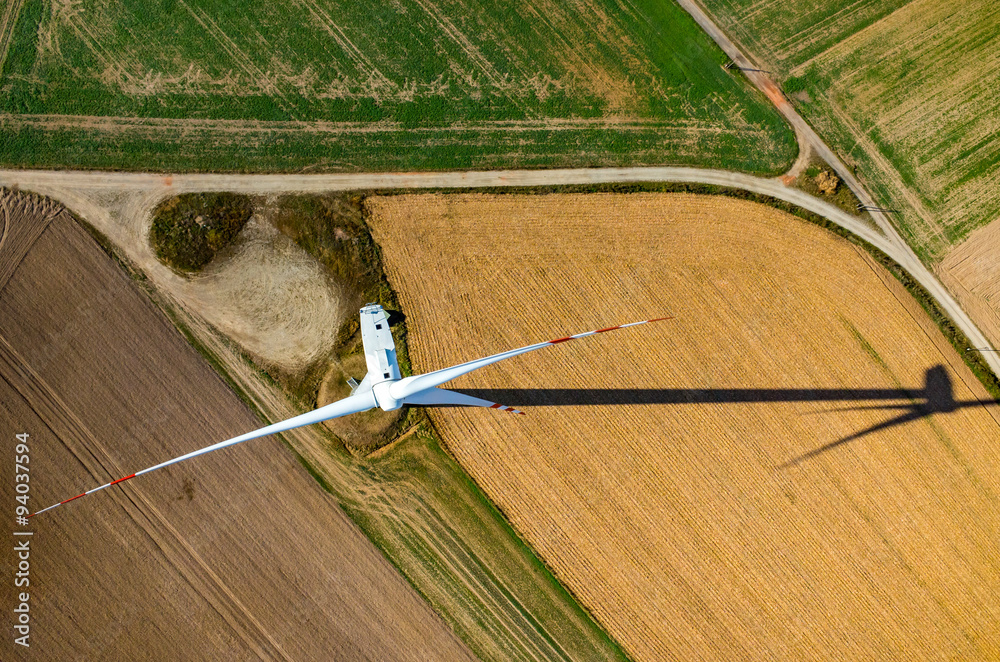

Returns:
30,390,378,518
390,316,672,401
402,387,524,414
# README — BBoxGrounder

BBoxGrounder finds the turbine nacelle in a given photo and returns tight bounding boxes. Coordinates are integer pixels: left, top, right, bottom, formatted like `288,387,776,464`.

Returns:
359,303,407,410
372,380,403,411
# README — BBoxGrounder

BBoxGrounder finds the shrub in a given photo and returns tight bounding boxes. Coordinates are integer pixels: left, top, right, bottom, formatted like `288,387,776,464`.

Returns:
150,193,253,272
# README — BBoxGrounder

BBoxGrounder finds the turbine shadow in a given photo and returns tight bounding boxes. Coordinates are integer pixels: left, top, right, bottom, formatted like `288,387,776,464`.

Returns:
454,366,998,467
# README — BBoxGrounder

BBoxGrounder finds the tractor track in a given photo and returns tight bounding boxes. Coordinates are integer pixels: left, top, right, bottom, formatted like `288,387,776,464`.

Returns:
0,332,293,660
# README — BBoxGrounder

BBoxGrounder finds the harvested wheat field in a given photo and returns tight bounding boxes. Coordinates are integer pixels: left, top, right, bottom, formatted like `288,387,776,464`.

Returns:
0,190,474,661
367,192,1000,661
938,219,1000,352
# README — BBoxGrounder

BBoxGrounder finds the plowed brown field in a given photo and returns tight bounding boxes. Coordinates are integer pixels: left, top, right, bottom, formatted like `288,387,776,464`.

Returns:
0,191,474,661
367,192,1000,661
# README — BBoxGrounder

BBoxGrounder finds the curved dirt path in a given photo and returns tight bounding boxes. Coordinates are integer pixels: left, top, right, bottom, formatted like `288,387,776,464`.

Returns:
1,164,996,379
674,0,905,248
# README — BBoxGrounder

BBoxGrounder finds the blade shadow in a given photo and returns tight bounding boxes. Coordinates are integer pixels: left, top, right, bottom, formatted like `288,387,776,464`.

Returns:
455,387,931,406
454,366,999,467
776,408,928,469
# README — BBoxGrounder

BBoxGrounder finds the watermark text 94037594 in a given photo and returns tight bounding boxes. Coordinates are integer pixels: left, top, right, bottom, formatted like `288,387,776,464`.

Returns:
13,432,33,648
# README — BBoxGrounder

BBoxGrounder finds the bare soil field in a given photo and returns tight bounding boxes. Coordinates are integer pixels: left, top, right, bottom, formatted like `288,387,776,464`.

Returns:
0,191,474,660
367,192,1000,661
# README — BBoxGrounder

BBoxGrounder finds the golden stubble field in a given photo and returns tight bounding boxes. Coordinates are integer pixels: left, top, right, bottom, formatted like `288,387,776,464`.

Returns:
367,192,1000,661
939,219,1000,353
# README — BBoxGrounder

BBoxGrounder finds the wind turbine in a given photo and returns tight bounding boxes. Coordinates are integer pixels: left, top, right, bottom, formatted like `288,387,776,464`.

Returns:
31,304,670,517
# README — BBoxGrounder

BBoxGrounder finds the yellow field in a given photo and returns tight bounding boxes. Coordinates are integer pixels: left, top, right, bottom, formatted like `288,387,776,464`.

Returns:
939,220,1000,353
367,192,1000,661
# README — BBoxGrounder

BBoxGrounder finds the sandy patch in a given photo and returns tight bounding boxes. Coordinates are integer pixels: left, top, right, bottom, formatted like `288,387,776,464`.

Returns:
178,212,344,371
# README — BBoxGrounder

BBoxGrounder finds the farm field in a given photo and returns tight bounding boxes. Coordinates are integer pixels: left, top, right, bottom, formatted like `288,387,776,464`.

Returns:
0,0,796,173
1,187,629,661
0,191,476,660
367,192,1000,661
700,0,1000,263
698,0,910,78
938,222,1000,356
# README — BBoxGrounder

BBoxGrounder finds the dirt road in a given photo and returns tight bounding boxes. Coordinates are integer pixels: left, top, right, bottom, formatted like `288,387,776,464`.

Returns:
1,165,995,382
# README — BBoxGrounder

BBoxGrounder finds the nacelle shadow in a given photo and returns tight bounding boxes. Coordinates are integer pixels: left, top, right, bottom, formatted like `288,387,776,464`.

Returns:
386,309,407,327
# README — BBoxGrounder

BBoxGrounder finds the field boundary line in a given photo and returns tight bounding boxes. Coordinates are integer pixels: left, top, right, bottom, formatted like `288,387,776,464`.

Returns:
0,112,698,134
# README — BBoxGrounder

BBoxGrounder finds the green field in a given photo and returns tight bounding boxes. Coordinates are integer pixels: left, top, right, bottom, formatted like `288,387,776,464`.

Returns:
700,0,911,78
702,0,1000,262
0,0,796,173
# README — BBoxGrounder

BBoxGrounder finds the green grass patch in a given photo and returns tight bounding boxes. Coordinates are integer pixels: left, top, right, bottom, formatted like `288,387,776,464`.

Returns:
150,193,253,272
702,0,1000,262
0,0,796,174
841,317,897,383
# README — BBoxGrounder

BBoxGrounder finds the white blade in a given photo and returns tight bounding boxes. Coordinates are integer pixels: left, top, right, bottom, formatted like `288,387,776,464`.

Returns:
402,387,525,414
389,317,672,401
30,390,378,517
